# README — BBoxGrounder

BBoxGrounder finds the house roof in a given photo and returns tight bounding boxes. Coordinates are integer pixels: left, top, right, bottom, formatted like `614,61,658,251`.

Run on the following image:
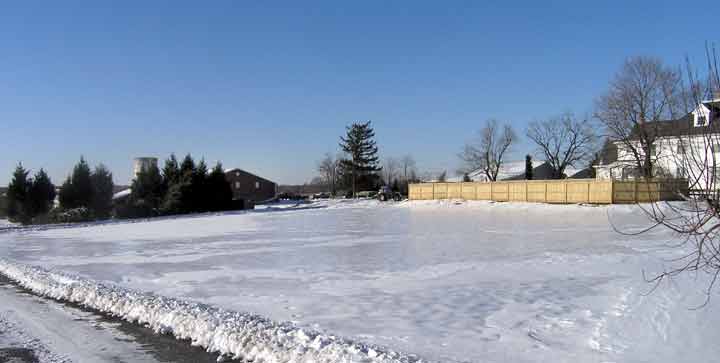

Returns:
629,104,720,139
225,168,276,185
503,161,581,180
568,168,593,179
467,160,544,181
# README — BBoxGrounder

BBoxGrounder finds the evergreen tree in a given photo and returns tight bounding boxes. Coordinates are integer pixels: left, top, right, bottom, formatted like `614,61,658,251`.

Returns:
463,173,471,182
129,163,164,217
162,154,196,215
339,121,381,197
191,159,209,212
59,157,93,209
28,168,56,217
160,181,188,215
525,155,533,180
90,164,114,218
7,163,32,223
180,154,196,179
206,162,233,211
162,154,181,187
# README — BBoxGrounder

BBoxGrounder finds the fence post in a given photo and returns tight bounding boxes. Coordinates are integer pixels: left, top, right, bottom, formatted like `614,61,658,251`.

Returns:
586,182,590,203
634,180,638,203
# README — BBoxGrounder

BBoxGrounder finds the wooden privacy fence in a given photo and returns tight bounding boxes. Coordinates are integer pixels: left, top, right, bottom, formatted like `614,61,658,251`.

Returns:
408,179,688,204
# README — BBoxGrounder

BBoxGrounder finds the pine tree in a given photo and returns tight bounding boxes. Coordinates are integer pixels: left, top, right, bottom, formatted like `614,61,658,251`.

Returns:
28,168,56,217
59,157,94,209
90,164,114,218
525,154,533,180
191,159,209,212
162,154,181,187
161,154,196,215
180,154,196,179
206,162,233,211
7,163,32,223
339,121,381,197
130,163,164,217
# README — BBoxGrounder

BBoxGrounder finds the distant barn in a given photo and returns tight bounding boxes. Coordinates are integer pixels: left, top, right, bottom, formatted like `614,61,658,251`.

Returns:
224,168,277,203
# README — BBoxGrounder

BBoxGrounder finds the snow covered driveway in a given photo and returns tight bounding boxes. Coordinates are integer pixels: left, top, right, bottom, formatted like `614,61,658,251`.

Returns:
1,200,719,362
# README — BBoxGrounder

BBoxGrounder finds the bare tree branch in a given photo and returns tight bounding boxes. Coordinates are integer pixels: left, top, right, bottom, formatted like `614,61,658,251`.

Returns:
459,119,516,181
527,113,596,179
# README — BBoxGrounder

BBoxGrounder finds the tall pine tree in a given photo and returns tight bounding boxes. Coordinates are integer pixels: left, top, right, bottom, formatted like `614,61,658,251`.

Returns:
206,162,233,211
180,154,196,179
129,163,164,217
192,159,209,212
339,121,381,197
28,168,56,217
162,154,181,187
59,157,94,209
525,154,533,180
90,164,114,218
7,163,32,223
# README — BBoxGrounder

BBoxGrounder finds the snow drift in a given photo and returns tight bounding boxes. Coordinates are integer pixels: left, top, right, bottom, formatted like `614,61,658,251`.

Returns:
0,259,424,363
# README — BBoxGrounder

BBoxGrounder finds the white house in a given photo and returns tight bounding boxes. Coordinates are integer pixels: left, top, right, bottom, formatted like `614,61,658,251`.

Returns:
595,96,720,191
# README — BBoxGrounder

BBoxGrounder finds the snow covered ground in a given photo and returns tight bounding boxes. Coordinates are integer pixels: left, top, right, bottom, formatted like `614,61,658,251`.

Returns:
1,199,719,362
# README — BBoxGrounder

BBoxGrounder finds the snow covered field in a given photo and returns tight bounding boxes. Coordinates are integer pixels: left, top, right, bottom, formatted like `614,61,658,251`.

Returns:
1,199,719,362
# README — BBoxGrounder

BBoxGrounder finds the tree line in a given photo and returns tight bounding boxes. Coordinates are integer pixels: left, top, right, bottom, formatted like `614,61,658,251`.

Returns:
116,154,234,218
4,154,235,224
6,157,114,224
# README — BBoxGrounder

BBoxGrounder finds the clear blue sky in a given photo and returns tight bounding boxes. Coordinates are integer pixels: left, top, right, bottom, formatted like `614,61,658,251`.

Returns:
0,1,713,185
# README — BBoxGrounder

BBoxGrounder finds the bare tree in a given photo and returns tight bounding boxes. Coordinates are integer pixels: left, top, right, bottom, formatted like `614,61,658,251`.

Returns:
382,157,399,185
526,113,596,179
400,155,417,182
317,153,340,196
595,56,684,179
459,119,515,181
620,46,720,302
437,170,447,182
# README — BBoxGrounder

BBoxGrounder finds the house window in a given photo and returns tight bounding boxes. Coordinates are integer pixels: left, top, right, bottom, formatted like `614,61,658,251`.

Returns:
697,115,707,126
255,181,260,189
234,181,240,189
235,171,240,177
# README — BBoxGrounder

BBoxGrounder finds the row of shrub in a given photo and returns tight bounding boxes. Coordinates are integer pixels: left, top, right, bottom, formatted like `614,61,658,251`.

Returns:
4,154,236,225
